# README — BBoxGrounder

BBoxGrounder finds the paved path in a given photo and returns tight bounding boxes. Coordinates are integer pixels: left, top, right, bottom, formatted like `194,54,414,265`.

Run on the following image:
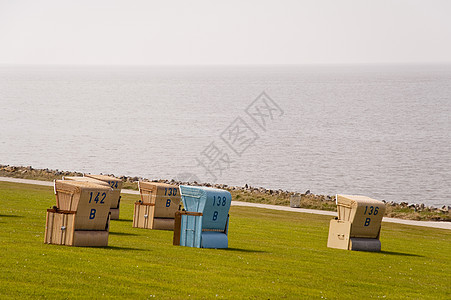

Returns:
1,176,449,230
0,177,55,187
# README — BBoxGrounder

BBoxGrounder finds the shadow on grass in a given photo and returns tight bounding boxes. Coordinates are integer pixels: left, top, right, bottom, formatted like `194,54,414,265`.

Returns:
222,247,266,253
379,250,424,257
0,214,22,218
96,245,147,251
112,219,133,223
0,214,22,222
109,231,139,237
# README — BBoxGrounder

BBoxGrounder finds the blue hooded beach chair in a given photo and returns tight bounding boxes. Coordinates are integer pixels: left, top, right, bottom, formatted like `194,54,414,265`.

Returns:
173,185,231,248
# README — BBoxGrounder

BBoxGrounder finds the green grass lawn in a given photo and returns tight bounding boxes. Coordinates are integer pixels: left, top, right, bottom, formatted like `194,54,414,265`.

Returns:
0,182,450,299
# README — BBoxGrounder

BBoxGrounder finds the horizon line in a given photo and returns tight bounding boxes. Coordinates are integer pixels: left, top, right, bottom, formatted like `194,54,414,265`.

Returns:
1,62,451,68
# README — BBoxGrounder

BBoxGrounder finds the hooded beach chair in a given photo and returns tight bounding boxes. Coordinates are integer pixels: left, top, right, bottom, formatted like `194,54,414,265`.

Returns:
44,180,113,246
327,194,385,251
173,185,231,248
133,181,181,230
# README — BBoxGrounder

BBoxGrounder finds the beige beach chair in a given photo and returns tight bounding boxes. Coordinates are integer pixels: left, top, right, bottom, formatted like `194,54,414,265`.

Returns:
133,181,181,230
327,194,385,251
44,180,113,246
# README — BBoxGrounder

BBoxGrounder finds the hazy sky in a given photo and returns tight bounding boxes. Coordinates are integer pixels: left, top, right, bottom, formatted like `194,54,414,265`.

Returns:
1,0,450,65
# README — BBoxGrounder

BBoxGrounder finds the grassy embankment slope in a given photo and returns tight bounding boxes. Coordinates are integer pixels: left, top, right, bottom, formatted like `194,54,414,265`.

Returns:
0,181,450,299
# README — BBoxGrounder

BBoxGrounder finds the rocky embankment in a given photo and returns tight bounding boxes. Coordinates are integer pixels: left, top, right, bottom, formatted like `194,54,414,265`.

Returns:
0,165,449,222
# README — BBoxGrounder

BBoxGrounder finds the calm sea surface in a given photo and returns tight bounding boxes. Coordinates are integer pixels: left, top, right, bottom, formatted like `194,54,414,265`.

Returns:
0,65,450,206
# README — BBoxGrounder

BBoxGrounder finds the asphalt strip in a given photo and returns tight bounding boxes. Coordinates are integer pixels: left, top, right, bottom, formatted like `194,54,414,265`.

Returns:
1,176,449,230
